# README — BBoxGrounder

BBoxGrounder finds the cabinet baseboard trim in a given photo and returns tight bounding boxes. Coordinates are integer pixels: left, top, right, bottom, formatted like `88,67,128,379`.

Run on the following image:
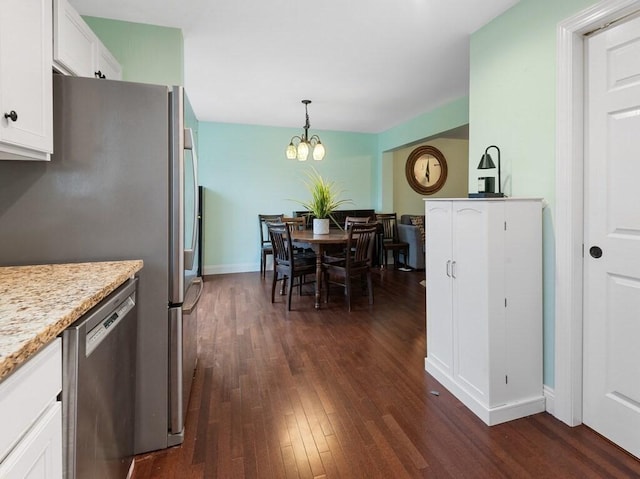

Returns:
425,358,546,426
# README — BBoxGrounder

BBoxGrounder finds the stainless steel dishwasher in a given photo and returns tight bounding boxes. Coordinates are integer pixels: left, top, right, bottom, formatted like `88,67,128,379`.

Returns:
62,277,138,479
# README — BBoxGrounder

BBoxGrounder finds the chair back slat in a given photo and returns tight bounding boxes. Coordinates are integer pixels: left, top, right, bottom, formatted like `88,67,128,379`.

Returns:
375,213,399,241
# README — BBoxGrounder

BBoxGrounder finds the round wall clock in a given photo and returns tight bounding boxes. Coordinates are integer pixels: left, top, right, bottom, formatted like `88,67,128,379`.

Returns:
405,145,448,195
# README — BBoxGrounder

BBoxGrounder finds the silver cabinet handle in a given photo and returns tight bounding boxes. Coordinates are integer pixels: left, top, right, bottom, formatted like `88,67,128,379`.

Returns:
446,260,451,277
451,260,457,278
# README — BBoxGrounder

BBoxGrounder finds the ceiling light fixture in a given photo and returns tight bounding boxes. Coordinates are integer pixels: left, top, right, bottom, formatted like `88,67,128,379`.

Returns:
286,100,325,161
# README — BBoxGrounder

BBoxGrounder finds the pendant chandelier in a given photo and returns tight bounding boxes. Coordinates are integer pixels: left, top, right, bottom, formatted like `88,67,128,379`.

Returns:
286,99,325,161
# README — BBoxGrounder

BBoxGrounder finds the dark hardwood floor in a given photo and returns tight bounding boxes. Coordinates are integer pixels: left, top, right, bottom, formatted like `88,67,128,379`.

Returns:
132,269,640,478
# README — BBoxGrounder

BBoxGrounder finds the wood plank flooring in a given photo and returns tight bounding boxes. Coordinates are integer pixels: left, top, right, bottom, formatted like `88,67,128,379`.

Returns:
132,269,640,478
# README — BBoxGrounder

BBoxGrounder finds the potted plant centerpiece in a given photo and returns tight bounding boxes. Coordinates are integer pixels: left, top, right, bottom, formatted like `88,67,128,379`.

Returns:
294,168,352,234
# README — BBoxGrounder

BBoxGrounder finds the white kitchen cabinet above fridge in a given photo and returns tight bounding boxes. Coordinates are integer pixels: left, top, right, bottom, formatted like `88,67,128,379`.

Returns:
53,0,122,80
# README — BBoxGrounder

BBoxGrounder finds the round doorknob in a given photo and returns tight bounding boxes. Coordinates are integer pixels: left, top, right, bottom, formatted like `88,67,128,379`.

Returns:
589,246,603,258
4,110,17,122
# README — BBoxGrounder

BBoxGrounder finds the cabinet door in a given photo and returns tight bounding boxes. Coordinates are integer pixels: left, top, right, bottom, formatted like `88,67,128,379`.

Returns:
425,201,454,375
0,403,62,479
451,202,492,404
0,0,53,160
95,42,122,80
53,0,95,77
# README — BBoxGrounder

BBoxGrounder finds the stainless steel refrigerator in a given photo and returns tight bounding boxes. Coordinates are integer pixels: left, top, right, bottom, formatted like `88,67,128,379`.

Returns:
0,75,201,454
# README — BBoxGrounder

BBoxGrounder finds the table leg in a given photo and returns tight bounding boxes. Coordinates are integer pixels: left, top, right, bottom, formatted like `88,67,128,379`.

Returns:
313,244,323,309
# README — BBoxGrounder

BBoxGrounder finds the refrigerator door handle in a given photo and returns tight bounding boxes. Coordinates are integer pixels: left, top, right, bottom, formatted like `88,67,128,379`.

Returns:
183,127,199,271
168,307,184,437
182,277,203,314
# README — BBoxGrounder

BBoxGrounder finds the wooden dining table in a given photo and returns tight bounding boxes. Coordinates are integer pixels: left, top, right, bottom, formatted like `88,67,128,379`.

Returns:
290,229,348,309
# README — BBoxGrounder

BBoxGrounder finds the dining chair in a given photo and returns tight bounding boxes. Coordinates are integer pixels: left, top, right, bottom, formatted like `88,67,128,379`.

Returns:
344,216,371,230
259,213,283,278
375,213,409,269
322,223,377,311
282,216,306,231
267,222,316,311
326,216,371,259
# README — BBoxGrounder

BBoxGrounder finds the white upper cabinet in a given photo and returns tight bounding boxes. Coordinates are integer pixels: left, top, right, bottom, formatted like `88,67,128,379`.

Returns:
95,42,122,81
0,0,53,161
53,0,122,80
52,0,95,77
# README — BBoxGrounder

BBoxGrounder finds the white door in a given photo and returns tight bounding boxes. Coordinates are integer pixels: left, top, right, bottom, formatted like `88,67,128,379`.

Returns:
583,14,640,459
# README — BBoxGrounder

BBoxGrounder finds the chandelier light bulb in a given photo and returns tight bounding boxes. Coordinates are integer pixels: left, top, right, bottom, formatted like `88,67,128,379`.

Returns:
312,141,325,161
297,141,309,161
286,142,297,159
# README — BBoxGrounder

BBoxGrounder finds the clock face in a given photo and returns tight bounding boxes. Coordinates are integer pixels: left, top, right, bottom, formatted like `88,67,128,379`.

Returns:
413,154,441,187
405,145,448,195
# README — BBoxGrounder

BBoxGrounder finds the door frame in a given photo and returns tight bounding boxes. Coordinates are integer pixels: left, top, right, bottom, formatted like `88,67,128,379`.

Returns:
555,0,640,427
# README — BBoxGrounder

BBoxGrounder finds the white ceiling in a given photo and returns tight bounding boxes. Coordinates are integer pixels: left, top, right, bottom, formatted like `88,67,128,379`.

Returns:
69,0,519,133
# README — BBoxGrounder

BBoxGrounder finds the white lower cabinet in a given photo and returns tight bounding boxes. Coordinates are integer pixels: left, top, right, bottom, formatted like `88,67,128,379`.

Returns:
0,403,62,479
424,198,545,425
0,339,62,478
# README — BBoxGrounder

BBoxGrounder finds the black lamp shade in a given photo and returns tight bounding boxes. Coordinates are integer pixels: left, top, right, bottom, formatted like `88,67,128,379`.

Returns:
478,153,496,169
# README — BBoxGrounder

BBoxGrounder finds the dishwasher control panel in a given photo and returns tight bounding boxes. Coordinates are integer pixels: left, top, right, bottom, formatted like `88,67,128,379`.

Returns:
86,295,135,356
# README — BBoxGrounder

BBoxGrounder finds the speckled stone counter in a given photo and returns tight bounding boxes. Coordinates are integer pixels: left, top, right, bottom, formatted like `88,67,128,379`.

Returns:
0,260,143,382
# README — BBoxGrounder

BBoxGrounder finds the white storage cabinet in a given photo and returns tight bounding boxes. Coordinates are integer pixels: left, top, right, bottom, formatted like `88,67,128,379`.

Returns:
0,339,63,478
0,0,53,161
53,0,122,80
424,198,545,425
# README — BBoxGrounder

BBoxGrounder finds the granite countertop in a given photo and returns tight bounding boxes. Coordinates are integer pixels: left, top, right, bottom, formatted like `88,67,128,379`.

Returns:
0,260,143,382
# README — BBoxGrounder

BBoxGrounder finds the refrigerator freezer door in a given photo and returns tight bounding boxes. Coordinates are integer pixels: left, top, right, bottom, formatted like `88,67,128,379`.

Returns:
168,277,202,445
168,305,184,445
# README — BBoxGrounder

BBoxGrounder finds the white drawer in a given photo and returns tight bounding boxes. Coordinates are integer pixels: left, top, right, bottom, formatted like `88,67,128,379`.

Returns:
0,339,62,461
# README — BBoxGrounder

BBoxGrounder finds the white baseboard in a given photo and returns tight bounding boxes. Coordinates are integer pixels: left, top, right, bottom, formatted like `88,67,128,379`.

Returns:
203,263,258,275
543,385,555,416
425,358,546,426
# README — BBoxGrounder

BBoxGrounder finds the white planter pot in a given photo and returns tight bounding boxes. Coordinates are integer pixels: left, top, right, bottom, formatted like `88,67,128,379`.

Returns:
313,218,330,235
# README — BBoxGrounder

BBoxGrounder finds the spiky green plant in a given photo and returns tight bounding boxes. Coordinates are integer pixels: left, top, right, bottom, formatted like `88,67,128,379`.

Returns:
293,168,353,225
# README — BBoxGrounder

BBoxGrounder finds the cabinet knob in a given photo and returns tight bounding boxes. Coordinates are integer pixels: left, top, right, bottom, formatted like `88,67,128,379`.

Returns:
94,70,106,79
3,110,17,122
589,246,603,258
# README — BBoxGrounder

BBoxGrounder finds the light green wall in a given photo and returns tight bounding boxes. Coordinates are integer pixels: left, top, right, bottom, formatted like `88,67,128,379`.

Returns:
469,0,597,387
377,97,470,212
84,17,184,86
379,97,470,152
198,122,377,273
393,139,469,216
